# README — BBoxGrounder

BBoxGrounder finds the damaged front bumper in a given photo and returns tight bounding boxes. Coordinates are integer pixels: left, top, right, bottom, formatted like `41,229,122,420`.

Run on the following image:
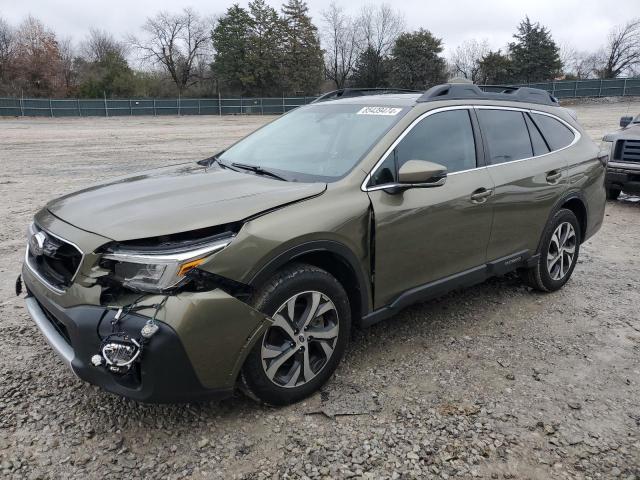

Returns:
22,261,270,403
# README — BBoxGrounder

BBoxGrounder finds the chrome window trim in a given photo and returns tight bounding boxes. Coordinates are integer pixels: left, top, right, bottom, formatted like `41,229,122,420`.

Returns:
361,106,472,192
475,106,581,168
364,177,448,192
25,224,85,295
361,104,581,191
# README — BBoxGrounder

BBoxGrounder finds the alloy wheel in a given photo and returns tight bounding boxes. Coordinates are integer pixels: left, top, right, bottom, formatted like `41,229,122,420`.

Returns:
261,291,339,388
547,222,577,281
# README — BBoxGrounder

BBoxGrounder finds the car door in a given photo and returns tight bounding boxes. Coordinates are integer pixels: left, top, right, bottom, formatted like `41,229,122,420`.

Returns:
476,107,573,262
365,107,495,308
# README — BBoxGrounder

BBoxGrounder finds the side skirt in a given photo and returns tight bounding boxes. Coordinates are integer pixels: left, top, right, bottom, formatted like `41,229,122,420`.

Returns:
360,250,536,328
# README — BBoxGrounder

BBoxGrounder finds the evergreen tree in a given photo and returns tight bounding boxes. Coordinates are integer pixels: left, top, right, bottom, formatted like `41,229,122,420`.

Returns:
77,51,136,98
211,5,254,94
388,29,447,89
280,0,323,94
351,46,389,88
508,17,562,83
477,50,513,84
247,0,283,96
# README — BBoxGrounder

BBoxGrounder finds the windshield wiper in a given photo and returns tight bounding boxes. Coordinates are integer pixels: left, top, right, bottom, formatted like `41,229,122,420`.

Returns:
231,162,287,181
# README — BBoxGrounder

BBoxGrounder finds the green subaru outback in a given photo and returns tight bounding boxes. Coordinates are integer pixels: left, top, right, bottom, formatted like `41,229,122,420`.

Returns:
20,84,606,405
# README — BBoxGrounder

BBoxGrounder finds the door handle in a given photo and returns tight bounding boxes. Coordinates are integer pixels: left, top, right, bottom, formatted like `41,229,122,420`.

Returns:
546,170,562,183
470,188,493,203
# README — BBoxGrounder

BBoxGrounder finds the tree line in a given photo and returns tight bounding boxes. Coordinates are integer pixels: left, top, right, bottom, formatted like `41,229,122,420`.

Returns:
0,1,638,99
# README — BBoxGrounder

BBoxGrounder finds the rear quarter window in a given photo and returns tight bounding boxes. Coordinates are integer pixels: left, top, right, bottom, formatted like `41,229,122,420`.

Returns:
524,114,550,156
531,113,575,150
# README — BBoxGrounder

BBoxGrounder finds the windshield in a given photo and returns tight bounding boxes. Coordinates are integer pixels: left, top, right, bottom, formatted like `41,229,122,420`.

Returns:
219,103,408,182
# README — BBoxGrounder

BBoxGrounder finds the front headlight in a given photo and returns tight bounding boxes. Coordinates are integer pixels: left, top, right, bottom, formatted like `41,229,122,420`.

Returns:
599,139,613,166
102,235,233,293
600,139,613,153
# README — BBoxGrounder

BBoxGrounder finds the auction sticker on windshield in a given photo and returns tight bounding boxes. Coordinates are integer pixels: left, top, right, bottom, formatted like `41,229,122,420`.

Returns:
357,107,403,116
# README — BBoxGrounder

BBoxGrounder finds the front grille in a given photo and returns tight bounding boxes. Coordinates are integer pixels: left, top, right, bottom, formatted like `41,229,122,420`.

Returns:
37,299,72,345
616,139,640,163
26,225,83,291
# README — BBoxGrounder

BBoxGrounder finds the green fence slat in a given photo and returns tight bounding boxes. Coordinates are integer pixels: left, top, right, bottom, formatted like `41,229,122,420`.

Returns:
2,82,638,118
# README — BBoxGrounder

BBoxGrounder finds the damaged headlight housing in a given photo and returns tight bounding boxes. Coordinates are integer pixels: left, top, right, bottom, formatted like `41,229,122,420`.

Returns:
102,235,234,293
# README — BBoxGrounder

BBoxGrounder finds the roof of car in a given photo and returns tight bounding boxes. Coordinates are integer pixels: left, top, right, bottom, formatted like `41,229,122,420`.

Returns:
313,84,560,108
313,93,422,106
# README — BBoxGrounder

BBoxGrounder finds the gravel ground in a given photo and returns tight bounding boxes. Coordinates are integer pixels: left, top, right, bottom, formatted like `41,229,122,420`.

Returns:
1,103,639,480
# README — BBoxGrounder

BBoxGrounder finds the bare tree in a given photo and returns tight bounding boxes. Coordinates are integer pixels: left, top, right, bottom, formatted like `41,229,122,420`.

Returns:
321,2,358,89
58,36,76,92
81,28,127,63
448,39,489,82
0,16,15,84
13,15,64,96
558,43,577,77
596,18,640,78
356,3,404,57
129,8,211,93
559,44,598,79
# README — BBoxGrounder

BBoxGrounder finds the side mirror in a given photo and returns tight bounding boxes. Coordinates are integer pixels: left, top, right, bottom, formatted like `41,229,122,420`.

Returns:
397,160,447,187
620,116,633,128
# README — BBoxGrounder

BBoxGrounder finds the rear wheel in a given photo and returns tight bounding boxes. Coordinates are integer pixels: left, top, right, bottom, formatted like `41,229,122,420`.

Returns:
607,188,621,200
521,208,580,292
241,263,350,405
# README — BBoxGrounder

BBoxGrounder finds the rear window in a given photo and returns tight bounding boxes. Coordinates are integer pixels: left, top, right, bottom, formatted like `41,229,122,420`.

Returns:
531,113,575,150
477,109,533,165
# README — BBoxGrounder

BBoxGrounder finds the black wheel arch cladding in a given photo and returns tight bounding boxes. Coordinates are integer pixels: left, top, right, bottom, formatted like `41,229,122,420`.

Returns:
248,240,370,325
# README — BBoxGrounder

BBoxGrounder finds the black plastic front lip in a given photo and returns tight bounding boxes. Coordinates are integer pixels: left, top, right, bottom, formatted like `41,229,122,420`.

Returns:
22,273,233,403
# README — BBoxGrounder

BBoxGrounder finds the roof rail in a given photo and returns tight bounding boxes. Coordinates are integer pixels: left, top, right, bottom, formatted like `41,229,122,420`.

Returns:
417,83,559,106
312,87,422,103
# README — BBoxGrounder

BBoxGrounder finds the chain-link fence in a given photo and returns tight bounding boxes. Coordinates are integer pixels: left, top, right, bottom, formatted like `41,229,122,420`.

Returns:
514,77,640,98
0,96,317,117
1,78,639,117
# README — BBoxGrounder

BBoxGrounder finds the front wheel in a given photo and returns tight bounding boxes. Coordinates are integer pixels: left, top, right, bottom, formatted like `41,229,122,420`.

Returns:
240,263,351,405
520,208,581,292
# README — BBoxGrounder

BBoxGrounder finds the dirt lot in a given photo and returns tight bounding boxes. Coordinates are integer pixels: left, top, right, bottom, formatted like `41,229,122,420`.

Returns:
1,103,639,480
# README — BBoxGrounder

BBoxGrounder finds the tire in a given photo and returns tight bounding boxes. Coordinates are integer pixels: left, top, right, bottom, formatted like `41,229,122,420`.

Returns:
607,188,621,200
520,208,581,292
240,263,351,405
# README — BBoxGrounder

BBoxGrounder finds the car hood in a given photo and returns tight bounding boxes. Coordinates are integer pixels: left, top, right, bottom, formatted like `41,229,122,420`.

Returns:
604,123,640,141
47,163,326,241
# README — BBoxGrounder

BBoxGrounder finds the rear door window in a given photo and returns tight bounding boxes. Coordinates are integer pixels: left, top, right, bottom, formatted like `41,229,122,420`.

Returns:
477,109,533,165
530,113,575,150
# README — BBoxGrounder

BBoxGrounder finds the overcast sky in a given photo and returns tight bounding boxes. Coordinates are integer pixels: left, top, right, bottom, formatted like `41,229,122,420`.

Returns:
1,0,639,57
